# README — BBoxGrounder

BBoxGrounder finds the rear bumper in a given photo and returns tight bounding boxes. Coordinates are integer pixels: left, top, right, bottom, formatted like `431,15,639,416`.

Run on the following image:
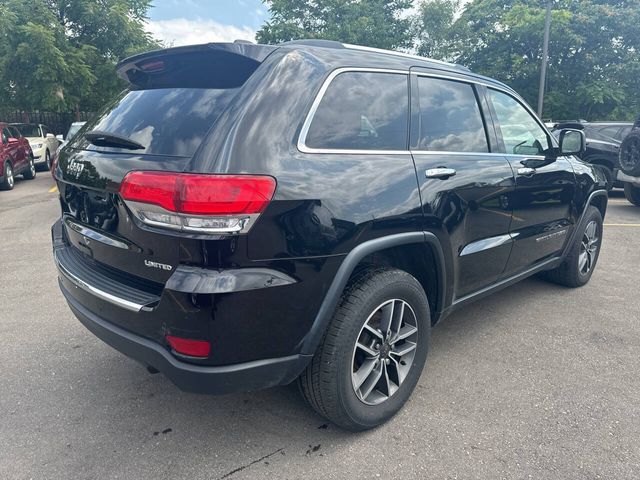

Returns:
60,281,311,394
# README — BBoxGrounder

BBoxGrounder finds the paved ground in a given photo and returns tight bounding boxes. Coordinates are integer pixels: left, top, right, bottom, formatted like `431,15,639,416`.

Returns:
1,173,639,480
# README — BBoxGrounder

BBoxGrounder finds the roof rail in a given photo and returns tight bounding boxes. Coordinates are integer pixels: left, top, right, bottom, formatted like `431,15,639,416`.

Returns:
342,43,468,70
282,39,345,49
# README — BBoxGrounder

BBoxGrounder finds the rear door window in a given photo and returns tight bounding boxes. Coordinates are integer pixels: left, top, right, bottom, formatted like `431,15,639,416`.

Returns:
414,76,489,152
304,71,409,151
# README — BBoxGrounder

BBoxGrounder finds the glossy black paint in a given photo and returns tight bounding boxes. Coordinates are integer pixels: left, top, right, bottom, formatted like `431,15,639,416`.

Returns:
52,41,607,393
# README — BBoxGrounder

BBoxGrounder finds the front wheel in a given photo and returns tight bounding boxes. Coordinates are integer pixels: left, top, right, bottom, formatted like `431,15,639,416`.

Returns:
23,155,36,180
624,183,640,207
545,206,603,287
298,268,430,430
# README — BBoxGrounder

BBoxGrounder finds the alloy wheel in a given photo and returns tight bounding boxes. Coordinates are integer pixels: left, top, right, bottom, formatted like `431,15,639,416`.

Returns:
6,165,14,188
579,220,599,275
351,299,418,405
29,158,35,176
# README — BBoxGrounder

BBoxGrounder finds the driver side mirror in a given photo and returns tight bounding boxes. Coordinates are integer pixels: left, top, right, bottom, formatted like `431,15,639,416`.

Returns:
558,129,585,156
7,137,18,144
46,133,55,139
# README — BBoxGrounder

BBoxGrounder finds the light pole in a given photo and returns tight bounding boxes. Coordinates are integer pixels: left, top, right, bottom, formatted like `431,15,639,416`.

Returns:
537,0,552,118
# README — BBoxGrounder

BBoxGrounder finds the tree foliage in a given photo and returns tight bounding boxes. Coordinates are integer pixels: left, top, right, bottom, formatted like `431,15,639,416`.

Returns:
0,0,159,113
257,0,415,50
259,0,640,120
452,0,640,120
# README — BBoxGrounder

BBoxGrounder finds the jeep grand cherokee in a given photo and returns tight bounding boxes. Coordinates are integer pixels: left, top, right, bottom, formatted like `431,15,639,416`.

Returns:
52,40,608,430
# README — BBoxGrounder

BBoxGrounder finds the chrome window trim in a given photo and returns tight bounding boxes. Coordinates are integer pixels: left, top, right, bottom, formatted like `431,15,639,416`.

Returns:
297,67,411,155
297,68,552,157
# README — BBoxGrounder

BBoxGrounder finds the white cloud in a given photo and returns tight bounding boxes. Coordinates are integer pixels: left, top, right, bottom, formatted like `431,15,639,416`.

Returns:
146,18,256,47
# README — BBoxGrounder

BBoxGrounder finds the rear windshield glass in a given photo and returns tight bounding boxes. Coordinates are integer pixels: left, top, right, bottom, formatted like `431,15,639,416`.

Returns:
72,88,237,157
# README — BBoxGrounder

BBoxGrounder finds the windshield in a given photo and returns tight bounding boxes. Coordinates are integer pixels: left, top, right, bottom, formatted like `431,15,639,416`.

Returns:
13,124,40,137
71,88,238,157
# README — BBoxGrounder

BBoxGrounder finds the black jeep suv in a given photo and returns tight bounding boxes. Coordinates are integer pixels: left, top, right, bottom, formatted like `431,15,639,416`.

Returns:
52,41,608,430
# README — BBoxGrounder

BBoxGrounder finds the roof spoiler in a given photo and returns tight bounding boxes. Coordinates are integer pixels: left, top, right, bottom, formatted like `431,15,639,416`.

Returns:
116,43,278,88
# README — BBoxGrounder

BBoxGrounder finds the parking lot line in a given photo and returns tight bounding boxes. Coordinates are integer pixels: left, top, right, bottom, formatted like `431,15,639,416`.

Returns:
48,185,58,193
604,223,640,227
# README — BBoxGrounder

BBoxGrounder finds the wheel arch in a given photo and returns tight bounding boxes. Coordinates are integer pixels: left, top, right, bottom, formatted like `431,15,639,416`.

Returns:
299,232,446,355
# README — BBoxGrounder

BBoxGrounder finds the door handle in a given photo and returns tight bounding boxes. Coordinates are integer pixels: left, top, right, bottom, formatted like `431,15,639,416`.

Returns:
425,167,456,179
517,167,536,176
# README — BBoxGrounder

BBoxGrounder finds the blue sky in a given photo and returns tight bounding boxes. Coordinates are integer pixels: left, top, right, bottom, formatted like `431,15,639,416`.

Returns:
146,0,269,46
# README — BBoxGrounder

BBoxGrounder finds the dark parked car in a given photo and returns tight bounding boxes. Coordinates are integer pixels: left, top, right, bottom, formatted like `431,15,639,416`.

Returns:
617,115,640,206
1,122,36,190
551,120,634,189
52,41,608,430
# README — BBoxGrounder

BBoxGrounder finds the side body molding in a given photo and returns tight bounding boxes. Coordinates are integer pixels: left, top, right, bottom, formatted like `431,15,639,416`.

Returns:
299,232,446,355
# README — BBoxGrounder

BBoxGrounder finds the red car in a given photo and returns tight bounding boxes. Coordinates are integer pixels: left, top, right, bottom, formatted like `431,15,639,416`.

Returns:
1,122,36,190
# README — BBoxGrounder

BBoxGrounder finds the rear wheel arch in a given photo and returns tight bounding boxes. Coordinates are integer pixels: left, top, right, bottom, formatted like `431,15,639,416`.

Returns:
354,242,442,324
300,232,446,355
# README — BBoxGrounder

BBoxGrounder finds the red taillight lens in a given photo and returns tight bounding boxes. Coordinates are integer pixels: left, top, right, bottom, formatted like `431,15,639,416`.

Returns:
166,335,211,358
120,172,276,215
119,172,276,234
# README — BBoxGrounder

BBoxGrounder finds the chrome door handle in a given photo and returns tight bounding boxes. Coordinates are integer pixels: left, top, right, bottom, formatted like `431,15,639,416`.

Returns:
517,167,536,176
425,167,456,179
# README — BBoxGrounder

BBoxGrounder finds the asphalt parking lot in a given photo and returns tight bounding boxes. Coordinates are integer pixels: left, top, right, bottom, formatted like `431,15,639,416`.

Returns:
1,173,639,479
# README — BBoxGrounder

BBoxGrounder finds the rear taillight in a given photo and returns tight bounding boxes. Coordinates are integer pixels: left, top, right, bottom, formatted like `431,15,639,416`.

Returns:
119,171,276,234
166,335,211,358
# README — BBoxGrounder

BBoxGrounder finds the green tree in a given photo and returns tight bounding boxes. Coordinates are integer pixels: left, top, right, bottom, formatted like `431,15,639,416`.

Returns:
413,0,459,61
451,0,640,120
257,0,415,50
0,0,159,113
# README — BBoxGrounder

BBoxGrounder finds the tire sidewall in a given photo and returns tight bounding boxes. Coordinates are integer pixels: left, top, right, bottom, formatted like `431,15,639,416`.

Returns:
333,272,430,429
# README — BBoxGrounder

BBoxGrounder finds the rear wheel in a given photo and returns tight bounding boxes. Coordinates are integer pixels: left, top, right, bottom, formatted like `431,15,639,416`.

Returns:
298,268,430,430
22,155,36,180
1,161,14,190
545,206,603,287
624,183,640,206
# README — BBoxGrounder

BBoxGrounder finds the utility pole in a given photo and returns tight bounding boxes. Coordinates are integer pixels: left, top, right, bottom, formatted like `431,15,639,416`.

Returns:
537,0,552,118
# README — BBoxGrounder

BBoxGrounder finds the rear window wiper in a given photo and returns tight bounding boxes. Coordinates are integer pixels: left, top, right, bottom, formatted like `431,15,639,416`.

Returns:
84,130,145,150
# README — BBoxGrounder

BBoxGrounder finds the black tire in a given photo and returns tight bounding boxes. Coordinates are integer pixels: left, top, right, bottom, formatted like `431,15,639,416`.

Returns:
298,268,430,431
22,155,36,180
624,183,640,207
545,206,603,287
1,160,14,190
41,150,51,171
619,131,640,176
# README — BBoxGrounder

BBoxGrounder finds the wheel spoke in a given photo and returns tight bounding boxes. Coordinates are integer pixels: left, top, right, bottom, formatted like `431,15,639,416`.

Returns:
356,341,378,358
393,324,417,343
389,356,409,385
578,251,588,272
389,300,404,340
359,362,384,400
363,323,383,340
380,301,395,340
383,362,398,397
352,358,378,391
391,341,417,358
585,221,597,240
